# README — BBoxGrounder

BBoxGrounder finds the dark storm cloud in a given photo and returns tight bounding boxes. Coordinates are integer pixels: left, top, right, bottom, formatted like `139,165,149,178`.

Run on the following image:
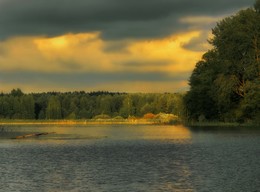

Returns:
120,60,171,67
0,71,189,86
58,60,83,70
102,41,130,53
0,0,254,40
182,31,210,52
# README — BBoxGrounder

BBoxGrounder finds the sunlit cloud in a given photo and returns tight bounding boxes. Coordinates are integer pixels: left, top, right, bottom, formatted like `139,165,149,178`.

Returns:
0,0,254,93
1,30,205,74
179,16,222,25
0,30,212,92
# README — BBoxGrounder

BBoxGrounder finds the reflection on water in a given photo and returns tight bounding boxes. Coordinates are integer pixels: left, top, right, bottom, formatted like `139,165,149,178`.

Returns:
0,125,259,192
0,124,191,143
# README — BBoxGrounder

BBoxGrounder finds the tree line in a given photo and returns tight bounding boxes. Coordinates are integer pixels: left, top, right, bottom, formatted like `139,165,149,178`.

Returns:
184,0,260,124
0,88,184,120
1,1,259,124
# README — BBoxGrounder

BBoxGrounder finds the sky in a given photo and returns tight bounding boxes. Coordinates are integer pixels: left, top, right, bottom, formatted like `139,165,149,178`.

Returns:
0,0,255,93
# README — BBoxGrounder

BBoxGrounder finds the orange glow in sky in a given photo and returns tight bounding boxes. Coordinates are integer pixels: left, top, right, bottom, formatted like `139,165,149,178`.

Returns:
0,30,209,92
0,0,251,93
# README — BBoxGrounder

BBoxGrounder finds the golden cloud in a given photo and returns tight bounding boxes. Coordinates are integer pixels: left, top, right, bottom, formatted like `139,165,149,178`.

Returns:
179,16,222,25
1,30,205,72
0,30,207,92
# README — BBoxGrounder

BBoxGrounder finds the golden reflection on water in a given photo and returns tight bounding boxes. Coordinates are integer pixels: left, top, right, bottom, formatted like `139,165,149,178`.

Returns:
161,164,194,192
3,124,194,191
4,124,192,144
143,125,192,140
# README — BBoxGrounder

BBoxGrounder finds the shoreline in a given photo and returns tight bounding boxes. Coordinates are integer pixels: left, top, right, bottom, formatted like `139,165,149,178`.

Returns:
0,120,258,127
0,119,161,125
183,122,259,128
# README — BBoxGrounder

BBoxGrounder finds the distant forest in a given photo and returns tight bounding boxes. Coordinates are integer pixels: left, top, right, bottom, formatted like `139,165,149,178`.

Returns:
0,89,184,120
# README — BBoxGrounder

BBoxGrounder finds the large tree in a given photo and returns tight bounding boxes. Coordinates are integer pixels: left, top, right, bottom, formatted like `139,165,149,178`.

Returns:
185,1,260,123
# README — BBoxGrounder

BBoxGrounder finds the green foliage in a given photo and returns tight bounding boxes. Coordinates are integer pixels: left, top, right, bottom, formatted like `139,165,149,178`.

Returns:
20,95,35,119
46,96,62,119
119,95,135,118
254,0,260,13
0,90,184,120
185,1,260,123
10,88,23,97
94,114,111,119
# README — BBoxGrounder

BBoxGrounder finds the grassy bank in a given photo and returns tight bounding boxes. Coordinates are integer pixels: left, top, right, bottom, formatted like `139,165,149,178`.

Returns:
0,113,181,125
0,119,164,125
1,119,257,127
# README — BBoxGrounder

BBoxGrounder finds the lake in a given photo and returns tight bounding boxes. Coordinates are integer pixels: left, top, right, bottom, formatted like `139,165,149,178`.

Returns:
0,124,259,192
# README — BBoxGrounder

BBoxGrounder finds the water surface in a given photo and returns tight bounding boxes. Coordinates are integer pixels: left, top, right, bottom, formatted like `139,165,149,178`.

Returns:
0,125,259,192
